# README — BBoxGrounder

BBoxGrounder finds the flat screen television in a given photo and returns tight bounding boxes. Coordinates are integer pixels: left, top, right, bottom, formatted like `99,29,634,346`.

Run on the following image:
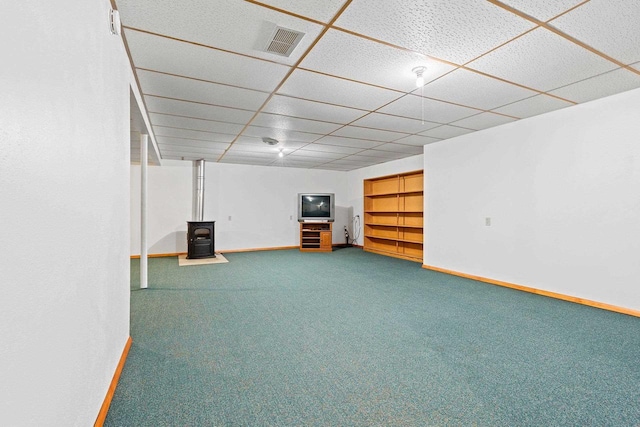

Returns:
297,193,335,222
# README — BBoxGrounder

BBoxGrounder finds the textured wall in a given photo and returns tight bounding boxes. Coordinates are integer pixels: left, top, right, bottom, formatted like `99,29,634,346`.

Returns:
130,160,193,255
0,0,131,424
425,88,640,312
130,161,350,254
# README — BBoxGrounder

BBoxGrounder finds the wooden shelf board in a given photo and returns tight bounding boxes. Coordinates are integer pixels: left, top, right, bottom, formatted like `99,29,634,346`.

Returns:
365,210,423,214
365,190,423,197
364,247,422,262
366,223,423,229
364,234,423,245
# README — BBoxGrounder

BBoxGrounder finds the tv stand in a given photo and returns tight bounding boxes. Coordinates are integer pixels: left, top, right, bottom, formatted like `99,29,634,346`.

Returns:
300,222,332,252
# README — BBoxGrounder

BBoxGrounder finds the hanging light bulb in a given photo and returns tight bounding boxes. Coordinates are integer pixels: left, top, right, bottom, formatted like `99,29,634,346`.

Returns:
278,149,284,158
412,66,427,88
412,66,428,124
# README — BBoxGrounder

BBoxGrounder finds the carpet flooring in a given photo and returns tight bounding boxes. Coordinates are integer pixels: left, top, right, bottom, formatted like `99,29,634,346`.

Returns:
106,248,640,426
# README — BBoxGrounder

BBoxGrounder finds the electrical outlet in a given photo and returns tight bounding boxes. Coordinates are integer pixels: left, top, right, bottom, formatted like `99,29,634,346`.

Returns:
289,215,293,220
228,215,232,221
485,217,491,226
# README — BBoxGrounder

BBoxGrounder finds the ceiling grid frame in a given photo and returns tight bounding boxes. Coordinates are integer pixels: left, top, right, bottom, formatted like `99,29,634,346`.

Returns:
115,0,640,170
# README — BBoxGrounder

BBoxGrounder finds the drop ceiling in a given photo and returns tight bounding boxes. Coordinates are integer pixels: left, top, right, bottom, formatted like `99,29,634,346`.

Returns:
117,0,640,171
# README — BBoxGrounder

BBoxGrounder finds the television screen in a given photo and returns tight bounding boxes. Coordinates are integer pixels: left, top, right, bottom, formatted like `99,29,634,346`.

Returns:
298,193,335,222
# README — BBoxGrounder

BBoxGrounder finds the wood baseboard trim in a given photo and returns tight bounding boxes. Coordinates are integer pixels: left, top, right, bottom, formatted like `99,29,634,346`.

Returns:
130,244,365,258
422,264,640,318
221,245,299,254
95,336,132,427
131,252,186,259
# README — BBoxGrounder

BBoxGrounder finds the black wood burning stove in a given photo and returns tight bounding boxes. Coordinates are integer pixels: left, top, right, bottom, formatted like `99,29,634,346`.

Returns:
187,221,215,259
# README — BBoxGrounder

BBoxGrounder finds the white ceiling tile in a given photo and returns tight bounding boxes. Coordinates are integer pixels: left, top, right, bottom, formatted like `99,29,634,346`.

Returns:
419,125,474,139
468,28,618,92
286,148,346,162
422,68,537,110
125,30,290,92
278,69,402,110
220,151,272,160
149,113,244,136
156,136,230,151
548,67,640,104
300,29,457,92
378,94,480,123
118,0,324,65
327,159,374,167
219,156,275,166
159,144,226,156
314,136,383,149
249,112,342,134
499,0,587,21
162,153,221,162
300,143,362,155
350,113,441,133
354,150,407,160
276,156,325,165
393,135,440,146
227,144,284,156
331,125,407,142
312,163,355,171
341,154,387,162
241,125,322,143
137,70,269,111
263,94,366,123
492,94,574,118
233,136,308,150
335,0,535,64
252,0,347,23
145,96,254,124
287,149,345,160
153,126,234,143
451,112,518,130
373,143,424,155
550,0,640,64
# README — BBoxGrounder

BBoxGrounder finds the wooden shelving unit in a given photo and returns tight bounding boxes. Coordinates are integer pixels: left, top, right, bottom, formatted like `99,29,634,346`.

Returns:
363,170,424,262
300,222,332,252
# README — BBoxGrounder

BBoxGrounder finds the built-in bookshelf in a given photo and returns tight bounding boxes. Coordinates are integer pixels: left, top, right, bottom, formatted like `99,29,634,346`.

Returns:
363,170,423,262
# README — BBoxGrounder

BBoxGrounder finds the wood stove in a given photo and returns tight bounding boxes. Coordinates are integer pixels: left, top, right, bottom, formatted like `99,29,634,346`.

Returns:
187,221,215,259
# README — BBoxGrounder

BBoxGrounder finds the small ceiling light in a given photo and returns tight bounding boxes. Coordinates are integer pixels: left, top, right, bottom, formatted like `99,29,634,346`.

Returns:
412,66,427,88
262,136,279,146
278,150,284,158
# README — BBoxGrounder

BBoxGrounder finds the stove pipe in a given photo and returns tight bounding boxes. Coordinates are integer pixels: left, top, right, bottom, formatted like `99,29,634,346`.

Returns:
194,159,205,221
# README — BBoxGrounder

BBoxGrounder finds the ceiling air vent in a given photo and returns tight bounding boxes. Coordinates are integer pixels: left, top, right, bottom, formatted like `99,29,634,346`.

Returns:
264,26,304,57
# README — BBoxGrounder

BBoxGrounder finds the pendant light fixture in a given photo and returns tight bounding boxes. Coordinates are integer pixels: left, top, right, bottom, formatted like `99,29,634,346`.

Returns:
412,66,427,124
412,66,426,88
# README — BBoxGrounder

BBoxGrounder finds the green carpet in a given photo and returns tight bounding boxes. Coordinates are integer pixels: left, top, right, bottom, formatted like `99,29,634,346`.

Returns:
106,248,640,426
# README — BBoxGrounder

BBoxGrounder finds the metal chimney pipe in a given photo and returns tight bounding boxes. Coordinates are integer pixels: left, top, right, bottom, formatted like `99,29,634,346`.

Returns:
194,159,205,221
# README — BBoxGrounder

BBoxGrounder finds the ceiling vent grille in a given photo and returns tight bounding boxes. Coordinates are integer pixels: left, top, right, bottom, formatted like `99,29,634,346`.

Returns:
265,26,304,57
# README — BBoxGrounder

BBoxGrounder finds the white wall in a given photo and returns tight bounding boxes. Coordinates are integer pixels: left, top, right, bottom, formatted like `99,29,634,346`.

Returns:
346,155,424,246
131,162,350,254
424,88,640,312
206,162,350,250
131,160,192,255
0,1,131,425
